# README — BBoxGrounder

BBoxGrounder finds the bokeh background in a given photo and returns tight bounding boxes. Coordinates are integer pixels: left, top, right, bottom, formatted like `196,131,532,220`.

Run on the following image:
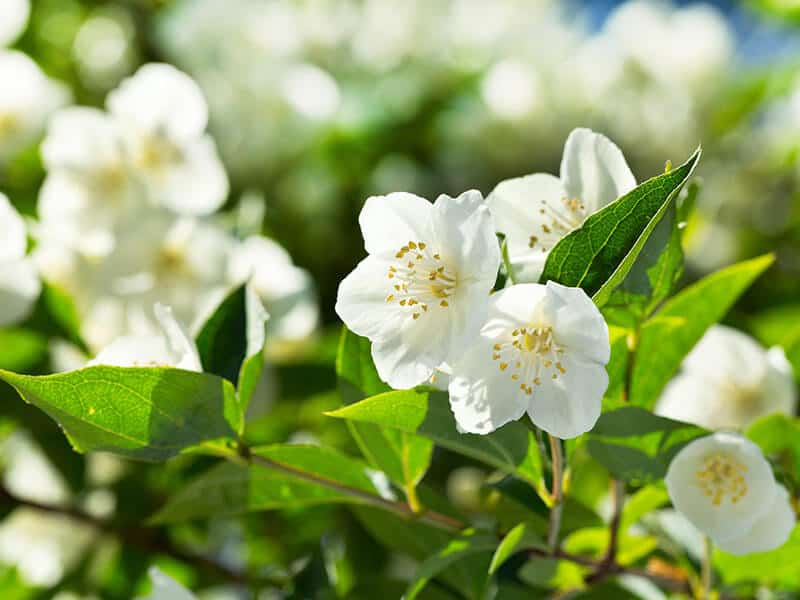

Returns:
1,0,800,597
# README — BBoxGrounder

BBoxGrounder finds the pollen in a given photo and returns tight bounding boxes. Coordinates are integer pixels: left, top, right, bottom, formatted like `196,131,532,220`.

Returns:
386,241,457,322
695,453,749,506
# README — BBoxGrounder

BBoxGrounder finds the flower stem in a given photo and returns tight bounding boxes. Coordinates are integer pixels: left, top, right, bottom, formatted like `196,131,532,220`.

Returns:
500,237,518,285
547,434,564,551
699,536,713,599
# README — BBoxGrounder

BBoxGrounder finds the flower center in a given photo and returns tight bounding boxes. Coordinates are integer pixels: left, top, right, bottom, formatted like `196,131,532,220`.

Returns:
136,134,182,176
491,325,566,396
0,112,19,138
695,453,749,506
528,196,587,252
385,240,458,321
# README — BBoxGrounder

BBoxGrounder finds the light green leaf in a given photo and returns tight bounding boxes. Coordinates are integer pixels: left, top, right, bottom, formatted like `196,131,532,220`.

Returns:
326,389,541,484
195,284,268,424
0,366,240,461
747,414,800,482
630,254,774,408
539,148,700,306
336,328,433,500
489,523,544,575
586,407,705,483
749,303,800,382
619,484,669,532
151,444,379,523
405,530,496,600
0,329,47,372
563,527,658,566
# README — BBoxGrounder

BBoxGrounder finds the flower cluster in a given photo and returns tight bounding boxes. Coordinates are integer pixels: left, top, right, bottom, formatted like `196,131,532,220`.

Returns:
29,64,318,359
337,128,620,439
0,193,40,326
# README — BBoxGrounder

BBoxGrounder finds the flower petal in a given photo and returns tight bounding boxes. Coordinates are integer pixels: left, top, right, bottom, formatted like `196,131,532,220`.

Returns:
156,136,229,216
40,107,123,171
545,281,610,364
654,373,728,429
154,303,202,372
714,483,796,555
560,128,635,213
0,193,27,262
526,351,606,439
89,335,173,368
431,189,500,284
448,336,527,434
358,192,432,256
107,63,208,142
486,173,565,281
0,258,40,326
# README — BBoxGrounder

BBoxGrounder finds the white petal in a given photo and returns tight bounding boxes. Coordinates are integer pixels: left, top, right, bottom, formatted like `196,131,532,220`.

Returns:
560,128,636,213
0,0,29,46
715,484,796,555
665,432,777,542
137,567,197,600
89,335,173,368
0,258,40,326
107,63,208,142
486,173,565,281
489,283,549,328
448,337,527,434
0,193,27,261
371,323,442,390
764,346,797,415
358,192,432,256
527,351,606,439
431,189,500,284
40,107,123,171
156,136,228,216
682,325,766,389
154,303,202,372
654,373,729,429
545,281,610,364
335,255,406,342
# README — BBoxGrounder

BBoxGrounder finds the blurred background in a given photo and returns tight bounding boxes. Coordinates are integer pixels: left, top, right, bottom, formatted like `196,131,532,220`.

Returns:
1,0,800,597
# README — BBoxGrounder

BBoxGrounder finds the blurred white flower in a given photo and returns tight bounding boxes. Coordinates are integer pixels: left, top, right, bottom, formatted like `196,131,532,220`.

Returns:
449,281,609,437
0,0,29,47
281,63,341,121
89,303,201,371
107,63,229,216
487,128,635,281
481,59,541,120
0,50,68,161
0,193,40,326
137,567,196,600
229,235,319,350
655,325,797,430
665,432,795,555
2,432,69,505
336,190,500,389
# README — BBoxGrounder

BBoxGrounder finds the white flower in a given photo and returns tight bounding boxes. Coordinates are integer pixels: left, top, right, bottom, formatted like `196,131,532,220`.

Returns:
137,567,196,600
665,432,796,555
336,190,500,389
89,303,201,371
655,325,797,430
487,128,635,281
0,50,68,161
0,193,40,326
107,63,228,216
38,107,139,256
448,281,610,437
228,235,319,350
0,0,29,47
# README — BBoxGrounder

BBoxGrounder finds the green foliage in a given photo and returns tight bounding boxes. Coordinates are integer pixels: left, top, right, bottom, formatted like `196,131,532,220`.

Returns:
715,525,800,587
585,406,705,483
194,284,268,423
0,367,240,461
326,389,542,484
539,148,700,305
489,523,544,575
630,253,775,407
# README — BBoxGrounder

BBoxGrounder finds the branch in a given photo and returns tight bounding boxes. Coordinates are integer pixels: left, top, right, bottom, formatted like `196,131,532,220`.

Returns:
547,434,564,551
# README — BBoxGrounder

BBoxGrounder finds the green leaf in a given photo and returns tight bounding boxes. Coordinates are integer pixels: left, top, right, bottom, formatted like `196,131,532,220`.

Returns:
747,414,800,483
0,329,47,372
715,525,800,587
336,328,433,500
195,284,268,422
563,527,658,566
326,389,542,484
489,523,544,575
0,366,240,461
586,407,705,483
604,326,630,404
619,484,669,532
749,303,800,382
539,148,700,306
630,254,774,408
151,444,379,522
405,530,497,600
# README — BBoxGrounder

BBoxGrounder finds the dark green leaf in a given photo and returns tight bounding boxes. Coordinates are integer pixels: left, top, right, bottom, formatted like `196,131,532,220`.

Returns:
539,148,700,306
0,366,240,461
630,254,774,408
